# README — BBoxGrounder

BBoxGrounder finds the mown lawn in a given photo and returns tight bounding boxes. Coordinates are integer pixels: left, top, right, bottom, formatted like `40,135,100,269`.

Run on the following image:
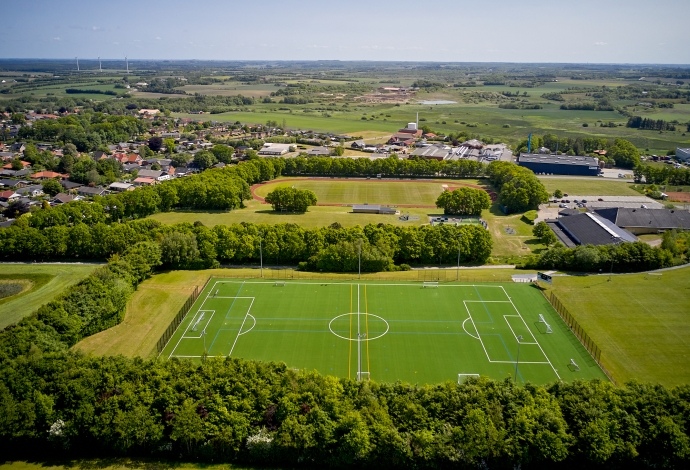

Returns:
546,266,690,387
0,264,98,329
539,178,640,196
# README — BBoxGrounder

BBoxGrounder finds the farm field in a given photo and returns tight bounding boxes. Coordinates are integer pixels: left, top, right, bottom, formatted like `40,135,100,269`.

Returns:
0,264,99,329
539,178,640,196
160,278,607,385
547,266,690,387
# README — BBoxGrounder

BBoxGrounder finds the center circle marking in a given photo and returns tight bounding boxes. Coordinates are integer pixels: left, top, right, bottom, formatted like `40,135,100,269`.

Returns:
328,313,389,341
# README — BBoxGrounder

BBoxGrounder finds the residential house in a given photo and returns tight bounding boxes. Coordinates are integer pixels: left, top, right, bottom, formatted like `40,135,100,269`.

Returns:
136,169,171,181
77,186,108,197
0,179,20,189
138,109,160,116
108,182,134,192
52,193,77,205
3,161,31,170
0,190,20,202
350,140,367,150
60,180,83,191
10,143,26,152
258,143,295,156
132,177,157,186
31,171,67,180
16,185,44,197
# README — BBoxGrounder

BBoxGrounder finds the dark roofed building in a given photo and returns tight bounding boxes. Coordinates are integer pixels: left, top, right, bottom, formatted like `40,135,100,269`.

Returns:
595,208,690,234
518,154,601,176
411,145,452,161
547,212,637,247
352,204,397,215
61,180,83,190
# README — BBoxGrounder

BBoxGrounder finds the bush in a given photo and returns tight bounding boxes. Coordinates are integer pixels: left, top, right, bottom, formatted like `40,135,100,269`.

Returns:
522,210,539,224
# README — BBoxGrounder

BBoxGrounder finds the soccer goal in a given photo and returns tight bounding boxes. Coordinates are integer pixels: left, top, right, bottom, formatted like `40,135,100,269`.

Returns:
569,359,580,372
538,314,553,334
275,281,286,287
191,312,205,332
357,371,370,381
458,374,480,384
213,289,219,297
423,281,439,288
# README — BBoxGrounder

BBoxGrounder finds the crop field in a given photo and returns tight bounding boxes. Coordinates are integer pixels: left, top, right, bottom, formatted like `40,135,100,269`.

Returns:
160,278,607,385
253,178,485,206
539,178,640,196
0,264,99,329
547,266,690,387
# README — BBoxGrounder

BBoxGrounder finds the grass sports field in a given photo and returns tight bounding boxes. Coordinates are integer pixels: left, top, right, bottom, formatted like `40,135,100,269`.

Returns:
161,278,607,385
547,266,690,387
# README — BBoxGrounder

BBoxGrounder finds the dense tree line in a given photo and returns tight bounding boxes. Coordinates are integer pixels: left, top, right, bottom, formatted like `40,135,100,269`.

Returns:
560,101,615,111
634,164,690,185
626,116,676,131
282,155,486,178
525,242,674,272
435,187,492,216
486,161,549,213
514,134,641,168
0,220,493,269
264,187,318,212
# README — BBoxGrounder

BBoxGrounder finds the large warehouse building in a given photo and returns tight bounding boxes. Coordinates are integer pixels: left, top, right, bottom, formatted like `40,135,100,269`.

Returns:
518,154,602,176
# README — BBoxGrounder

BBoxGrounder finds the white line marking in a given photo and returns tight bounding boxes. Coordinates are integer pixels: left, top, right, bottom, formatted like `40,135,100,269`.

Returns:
463,301,491,361
168,281,218,359
239,314,256,336
228,298,255,357
462,317,480,340
501,286,561,380
183,310,216,338
213,281,506,288
502,315,538,345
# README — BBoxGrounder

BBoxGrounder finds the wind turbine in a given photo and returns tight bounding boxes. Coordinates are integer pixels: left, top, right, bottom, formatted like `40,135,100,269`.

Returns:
125,56,129,73
98,56,102,72
76,57,79,71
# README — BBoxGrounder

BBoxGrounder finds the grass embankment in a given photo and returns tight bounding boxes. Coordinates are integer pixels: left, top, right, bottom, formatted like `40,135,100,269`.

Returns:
74,268,520,359
547,266,690,387
0,264,98,330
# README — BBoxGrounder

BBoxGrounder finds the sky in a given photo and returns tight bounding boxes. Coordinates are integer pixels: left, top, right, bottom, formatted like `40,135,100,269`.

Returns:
5,0,689,64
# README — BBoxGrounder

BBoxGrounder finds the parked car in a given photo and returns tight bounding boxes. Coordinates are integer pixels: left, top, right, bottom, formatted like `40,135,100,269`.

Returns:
559,203,567,208
618,173,625,178
598,198,604,201
582,199,588,203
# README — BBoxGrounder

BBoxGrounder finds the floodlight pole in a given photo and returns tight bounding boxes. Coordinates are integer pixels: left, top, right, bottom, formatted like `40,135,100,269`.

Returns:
456,232,462,281
358,237,362,280
202,328,207,355
608,236,620,282
259,231,264,278
514,335,523,383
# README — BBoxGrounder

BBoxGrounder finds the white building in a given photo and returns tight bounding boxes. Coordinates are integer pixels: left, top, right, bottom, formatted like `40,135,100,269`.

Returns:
676,148,690,162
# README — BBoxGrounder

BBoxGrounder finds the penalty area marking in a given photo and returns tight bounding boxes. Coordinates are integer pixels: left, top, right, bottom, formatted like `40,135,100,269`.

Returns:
239,314,256,336
462,317,480,340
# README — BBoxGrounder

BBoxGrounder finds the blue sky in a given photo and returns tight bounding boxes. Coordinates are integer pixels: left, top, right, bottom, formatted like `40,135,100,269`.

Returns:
5,0,689,64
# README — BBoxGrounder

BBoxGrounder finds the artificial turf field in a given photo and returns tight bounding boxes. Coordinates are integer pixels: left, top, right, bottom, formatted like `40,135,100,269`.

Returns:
161,279,608,385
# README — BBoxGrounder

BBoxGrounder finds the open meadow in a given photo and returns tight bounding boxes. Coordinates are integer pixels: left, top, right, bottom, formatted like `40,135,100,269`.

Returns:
0,264,99,329
547,266,690,387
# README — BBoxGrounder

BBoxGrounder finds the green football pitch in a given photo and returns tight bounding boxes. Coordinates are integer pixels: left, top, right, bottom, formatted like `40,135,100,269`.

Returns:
161,279,608,385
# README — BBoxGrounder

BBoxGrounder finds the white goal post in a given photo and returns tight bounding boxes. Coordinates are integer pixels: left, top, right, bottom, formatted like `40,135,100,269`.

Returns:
423,281,439,288
274,281,286,287
569,359,580,372
191,312,205,332
538,314,553,334
357,371,370,381
458,374,480,384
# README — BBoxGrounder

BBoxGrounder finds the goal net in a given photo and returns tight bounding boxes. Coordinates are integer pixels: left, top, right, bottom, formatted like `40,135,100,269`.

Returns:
458,374,480,384
357,371,370,381
191,312,205,332
275,281,286,287
538,314,553,334
423,281,439,288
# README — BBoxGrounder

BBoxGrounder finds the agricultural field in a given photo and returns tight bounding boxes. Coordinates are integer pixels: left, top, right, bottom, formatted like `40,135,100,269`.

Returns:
159,278,607,385
547,266,690,387
0,264,99,329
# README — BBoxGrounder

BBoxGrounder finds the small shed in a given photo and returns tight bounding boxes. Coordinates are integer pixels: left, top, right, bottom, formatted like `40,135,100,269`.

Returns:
352,204,396,215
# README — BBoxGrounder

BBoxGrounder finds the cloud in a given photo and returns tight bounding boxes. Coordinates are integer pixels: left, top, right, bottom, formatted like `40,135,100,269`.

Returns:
91,26,102,31
53,37,61,41
594,42,607,46
113,41,119,45
156,36,161,40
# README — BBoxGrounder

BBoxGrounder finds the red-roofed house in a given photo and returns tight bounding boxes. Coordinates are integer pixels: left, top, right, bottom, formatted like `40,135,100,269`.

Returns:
0,190,20,201
31,171,67,180
133,177,157,186
2,161,31,169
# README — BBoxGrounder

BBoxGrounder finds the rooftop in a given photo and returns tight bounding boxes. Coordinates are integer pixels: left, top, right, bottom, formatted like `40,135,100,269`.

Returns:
519,154,599,167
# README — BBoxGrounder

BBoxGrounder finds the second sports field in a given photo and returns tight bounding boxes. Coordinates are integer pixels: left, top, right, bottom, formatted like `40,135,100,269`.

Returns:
161,279,608,385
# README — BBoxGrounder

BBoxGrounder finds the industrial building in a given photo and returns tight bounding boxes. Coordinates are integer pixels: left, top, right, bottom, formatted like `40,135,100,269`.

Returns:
352,204,397,215
546,211,637,247
676,148,690,162
594,208,690,235
518,154,602,176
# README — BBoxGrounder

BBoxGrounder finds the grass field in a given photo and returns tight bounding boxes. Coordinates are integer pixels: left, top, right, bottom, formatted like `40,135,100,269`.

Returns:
547,266,690,387
160,278,607,385
0,264,99,330
253,178,476,206
539,178,640,197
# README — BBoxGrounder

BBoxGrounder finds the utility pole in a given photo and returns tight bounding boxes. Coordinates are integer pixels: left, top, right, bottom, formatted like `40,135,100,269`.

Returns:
98,56,102,72
358,237,362,280
456,232,462,281
75,57,79,71
608,236,620,281
125,56,129,73
514,335,523,383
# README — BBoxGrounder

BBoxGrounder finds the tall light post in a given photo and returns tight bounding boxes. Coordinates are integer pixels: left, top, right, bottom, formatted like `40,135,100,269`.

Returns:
514,335,523,383
358,236,363,280
456,232,462,281
258,231,264,278
608,236,621,282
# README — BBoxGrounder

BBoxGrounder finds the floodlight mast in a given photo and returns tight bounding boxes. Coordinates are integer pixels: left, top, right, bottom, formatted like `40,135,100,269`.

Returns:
75,57,79,71
98,56,102,72
258,231,264,278
125,56,129,73
514,335,523,383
